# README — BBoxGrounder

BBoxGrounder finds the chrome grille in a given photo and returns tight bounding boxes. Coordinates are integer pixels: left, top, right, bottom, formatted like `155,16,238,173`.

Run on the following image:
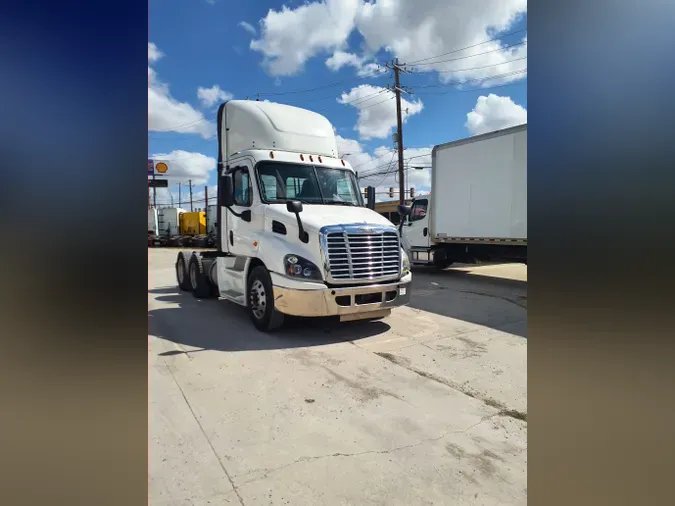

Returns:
323,226,401,283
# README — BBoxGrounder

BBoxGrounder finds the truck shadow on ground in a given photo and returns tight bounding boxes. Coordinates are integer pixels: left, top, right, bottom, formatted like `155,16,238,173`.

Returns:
408,265,527,338
148,288,390,354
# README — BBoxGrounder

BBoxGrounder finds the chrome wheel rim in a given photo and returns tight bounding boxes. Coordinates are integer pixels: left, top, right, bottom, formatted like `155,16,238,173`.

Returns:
249,279,266,320
190,262,197,288
177,261,184,283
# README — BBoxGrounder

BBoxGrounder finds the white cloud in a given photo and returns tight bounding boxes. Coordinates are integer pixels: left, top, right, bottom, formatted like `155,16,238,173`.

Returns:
337,84,423,140
197,85,233,108
355,0,527,84
148,42,163,63
249,0,526,85
148,43,214,138
239,21,257,36
465,93,526,135
325,51,385,77
150,150,216,185
335,135,431,201
250,0,360,76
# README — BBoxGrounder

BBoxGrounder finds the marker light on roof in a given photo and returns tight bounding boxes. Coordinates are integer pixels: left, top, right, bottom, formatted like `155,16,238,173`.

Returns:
269,151,275,159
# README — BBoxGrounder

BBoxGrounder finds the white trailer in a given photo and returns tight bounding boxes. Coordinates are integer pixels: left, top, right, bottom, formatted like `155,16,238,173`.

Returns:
401,124,527,267
157,207,185,237
175,100,411,331
206,204,218,236
148,207,159,235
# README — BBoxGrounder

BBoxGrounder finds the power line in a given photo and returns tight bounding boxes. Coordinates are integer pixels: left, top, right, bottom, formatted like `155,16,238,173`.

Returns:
410,68,527,92
148,116,211,138
415,77,527,96
405,28,527,65
351,149,396,169
370,151,398,188
256,66,389,97
431,56,526,75
408,40,527,67
358,152,432,179
360,95,395,110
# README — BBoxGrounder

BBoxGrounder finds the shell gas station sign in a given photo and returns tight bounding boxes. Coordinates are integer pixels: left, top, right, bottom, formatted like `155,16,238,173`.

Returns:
148,159,169,175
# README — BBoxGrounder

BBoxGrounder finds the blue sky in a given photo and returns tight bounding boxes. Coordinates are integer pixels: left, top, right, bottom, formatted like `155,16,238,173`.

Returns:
149,0,527,205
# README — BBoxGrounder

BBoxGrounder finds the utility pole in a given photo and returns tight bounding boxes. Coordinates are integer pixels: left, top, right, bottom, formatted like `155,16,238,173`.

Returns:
385,58,412,205
152,170,157,208
204,185,209,234
178,182,181,209
189,179,193,211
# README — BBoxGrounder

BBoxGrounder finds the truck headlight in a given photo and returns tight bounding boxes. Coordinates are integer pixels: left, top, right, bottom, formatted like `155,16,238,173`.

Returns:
284,255,323,281
401,248,410,275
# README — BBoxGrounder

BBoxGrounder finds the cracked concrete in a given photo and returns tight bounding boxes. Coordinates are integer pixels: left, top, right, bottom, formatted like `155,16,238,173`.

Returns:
149,250,527,505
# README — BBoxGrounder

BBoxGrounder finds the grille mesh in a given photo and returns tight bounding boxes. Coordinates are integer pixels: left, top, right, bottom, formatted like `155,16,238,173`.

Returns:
326,230,401,282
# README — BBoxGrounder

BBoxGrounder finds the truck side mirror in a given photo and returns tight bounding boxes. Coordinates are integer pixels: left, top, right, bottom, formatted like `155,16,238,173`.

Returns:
219,175,234,207
286,200,303,214
286,200,308,243
397,204,411,217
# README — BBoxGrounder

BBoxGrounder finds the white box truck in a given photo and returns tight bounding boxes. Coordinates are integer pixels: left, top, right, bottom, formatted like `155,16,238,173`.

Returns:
175,100,412,331
401,124,526,268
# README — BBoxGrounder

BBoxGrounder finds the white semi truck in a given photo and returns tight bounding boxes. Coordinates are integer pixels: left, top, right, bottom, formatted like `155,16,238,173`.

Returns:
175,100,412,331
401,124,527,268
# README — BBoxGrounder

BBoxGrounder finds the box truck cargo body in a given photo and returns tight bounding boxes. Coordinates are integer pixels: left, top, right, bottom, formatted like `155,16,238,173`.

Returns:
401,124,526,267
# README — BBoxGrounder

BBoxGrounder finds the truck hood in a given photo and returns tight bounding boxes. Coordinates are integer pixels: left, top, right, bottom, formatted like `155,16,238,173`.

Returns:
266,204,395,233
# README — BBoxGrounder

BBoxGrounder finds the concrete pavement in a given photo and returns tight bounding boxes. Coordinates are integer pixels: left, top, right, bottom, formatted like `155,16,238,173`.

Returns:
149,249,527,505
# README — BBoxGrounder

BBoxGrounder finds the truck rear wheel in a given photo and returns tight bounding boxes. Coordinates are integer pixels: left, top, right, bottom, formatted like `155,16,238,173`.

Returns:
176,252,191,291
247,266,284,332
188,253,213,298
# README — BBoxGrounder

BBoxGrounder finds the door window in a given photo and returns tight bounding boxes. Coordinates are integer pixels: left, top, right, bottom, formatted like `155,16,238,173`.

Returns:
410,199,428,222
233,168,252,206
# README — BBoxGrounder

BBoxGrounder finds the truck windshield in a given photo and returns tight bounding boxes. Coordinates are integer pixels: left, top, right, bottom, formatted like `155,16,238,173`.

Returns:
257,162,363,206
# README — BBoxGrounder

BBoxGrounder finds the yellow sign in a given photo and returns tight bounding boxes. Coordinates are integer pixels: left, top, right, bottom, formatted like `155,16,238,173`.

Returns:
155,162,168,174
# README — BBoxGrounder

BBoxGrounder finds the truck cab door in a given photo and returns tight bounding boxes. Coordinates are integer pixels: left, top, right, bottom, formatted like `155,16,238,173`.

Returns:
225,162,255,257
403,198,431,259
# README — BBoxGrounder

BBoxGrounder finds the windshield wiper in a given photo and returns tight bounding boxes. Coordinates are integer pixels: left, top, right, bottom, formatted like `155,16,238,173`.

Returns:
327,201,358,206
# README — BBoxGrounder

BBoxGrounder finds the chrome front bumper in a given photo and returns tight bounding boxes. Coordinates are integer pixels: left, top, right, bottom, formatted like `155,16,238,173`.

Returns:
272,272,412,319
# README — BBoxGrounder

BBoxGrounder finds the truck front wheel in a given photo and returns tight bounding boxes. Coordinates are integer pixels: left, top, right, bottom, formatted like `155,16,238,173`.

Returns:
247,266,285,332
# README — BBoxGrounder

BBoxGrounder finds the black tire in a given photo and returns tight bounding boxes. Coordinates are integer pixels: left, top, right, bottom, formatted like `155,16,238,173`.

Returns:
176,252,192,291
247,266,285,332
433,251,453,271
188,253,213,298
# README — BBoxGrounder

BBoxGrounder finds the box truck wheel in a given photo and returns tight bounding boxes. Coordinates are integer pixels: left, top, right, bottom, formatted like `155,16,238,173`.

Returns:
433,250,453,271
188,253,213,299
175,252,192,291
247,266,284,332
